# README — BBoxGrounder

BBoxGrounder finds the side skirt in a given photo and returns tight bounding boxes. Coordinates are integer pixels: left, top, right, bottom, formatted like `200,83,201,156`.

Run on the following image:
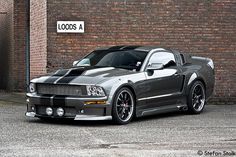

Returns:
136,104,188,117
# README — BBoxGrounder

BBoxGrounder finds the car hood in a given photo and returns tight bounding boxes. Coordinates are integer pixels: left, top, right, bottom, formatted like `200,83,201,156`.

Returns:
31,67,136,85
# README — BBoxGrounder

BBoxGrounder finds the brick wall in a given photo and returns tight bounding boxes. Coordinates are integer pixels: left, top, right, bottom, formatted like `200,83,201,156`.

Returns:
36,0,236,103
30,0,47,78
13,0,26,91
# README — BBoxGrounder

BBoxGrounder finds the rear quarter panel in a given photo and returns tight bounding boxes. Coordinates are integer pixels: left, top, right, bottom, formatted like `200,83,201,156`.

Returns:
183,56,215,99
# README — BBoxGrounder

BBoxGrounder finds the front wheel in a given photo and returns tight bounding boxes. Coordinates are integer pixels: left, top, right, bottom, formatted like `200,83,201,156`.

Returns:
187,81,206,114
112,87,135,125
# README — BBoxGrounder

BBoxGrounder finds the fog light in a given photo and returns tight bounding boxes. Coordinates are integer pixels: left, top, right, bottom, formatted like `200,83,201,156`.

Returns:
31,106,35,111
56,107,64,117
46,107,53,116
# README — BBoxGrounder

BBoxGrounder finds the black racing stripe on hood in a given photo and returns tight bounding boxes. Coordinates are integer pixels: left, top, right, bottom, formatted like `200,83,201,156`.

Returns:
56,68,85,84
44,69,70,83
56,66,102,84
44,76,59,83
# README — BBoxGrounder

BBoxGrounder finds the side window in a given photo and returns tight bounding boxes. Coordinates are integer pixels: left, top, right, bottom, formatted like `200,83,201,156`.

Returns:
148,52,176,66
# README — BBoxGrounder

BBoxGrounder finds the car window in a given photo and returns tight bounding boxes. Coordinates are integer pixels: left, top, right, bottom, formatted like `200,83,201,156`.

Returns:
76,50,148,71
148,52,176,66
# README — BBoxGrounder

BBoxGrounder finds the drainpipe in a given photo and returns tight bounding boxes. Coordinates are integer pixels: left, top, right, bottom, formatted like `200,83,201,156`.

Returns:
25,0,30,92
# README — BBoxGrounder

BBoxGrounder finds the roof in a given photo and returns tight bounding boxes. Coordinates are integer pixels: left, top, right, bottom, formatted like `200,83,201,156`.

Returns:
95,45,168,52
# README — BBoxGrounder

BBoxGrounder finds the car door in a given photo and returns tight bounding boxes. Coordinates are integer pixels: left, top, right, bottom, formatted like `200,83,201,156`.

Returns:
140,51,184,109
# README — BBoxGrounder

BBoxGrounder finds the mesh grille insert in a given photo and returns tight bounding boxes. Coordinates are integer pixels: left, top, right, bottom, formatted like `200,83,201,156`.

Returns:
37,84,86,96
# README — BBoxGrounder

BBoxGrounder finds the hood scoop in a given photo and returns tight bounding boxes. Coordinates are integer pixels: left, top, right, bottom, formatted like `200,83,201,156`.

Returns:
67,68,85,76
53,67,87,77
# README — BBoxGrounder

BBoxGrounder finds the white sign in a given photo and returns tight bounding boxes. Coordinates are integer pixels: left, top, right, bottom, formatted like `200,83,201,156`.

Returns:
57,21,84,33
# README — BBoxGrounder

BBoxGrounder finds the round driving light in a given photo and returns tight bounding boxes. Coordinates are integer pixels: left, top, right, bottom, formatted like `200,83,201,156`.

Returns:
56,107,64,117
46,107,53,116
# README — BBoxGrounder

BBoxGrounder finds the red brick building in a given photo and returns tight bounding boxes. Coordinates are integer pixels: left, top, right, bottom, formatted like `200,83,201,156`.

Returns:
0,0,26,91
0,0,235,103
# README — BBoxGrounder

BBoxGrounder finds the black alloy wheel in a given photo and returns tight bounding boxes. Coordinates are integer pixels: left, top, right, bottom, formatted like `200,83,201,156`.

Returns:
187,81,206,114
112,87,135,125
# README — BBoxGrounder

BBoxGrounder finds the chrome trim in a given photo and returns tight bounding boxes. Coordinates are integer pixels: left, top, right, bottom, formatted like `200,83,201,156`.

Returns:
138,93,173,101
188,73,197,85
74,115,112,120
25,112,36,117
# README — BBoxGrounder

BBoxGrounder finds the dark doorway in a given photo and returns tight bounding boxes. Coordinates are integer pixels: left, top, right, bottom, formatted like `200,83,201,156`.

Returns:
0,13,10,90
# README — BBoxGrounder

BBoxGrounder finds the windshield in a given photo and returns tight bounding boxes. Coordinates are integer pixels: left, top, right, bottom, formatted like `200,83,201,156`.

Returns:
76,50,148,71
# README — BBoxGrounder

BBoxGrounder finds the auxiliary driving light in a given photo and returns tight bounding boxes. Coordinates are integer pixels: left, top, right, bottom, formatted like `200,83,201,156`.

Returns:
46,107,53,116
56,107,64,117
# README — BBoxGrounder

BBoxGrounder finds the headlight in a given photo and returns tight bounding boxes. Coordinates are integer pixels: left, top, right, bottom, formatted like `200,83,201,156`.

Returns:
86,85,105,96
29,83,36,93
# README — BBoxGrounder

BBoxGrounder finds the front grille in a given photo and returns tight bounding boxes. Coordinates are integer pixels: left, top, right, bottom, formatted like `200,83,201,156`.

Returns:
36,84,86,96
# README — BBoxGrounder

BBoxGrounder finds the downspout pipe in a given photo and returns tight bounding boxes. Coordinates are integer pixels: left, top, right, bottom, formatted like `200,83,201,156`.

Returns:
25,0,30,92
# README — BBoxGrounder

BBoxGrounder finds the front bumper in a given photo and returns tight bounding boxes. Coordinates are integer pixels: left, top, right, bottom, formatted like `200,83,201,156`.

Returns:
26,93,112,120
25,111,112,120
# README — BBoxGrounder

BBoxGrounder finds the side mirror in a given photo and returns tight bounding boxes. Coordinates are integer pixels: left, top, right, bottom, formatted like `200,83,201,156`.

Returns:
146,63,164,71
73,60,79,66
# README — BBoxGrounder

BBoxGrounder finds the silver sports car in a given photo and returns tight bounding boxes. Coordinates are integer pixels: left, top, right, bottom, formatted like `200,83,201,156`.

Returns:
26,46,215,124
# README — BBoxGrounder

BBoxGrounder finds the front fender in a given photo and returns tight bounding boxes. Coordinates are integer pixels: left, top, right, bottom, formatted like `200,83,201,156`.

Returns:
100,78,136,105
98,72,146,105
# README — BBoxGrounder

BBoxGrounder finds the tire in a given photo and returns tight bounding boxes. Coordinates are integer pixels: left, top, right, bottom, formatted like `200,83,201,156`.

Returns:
112,87,135,125
187,81,206,114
